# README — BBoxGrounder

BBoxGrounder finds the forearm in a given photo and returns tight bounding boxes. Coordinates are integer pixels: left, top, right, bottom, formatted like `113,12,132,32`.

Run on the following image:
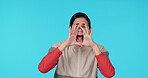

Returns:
96,53,115,77
58,41,68,51
91,43,115,77
38,48,62,73
91,43,101,55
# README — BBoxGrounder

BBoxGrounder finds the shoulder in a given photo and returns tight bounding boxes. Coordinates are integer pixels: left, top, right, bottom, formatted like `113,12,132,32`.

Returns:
48,41,64,53
51,41,65,48
97,44,109,56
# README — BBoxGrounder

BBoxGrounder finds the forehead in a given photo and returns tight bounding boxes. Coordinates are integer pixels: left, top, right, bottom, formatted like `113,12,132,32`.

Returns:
73,17,88,24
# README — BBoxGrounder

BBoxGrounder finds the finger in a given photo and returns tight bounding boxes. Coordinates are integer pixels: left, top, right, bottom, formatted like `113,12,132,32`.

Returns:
68,27,72,36
73,24,77,35
75,42,83,47
72,24,76,35
75,25,79,35
71,25,74,34
86,26,89,34
80,26,86,35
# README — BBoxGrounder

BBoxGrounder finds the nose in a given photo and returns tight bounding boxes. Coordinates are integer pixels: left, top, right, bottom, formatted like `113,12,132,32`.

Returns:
77,24,85,31
77,27,83,32
78,28,82,32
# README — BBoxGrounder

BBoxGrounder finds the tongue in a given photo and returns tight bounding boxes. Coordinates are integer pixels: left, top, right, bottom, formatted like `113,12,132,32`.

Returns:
77,37,83,42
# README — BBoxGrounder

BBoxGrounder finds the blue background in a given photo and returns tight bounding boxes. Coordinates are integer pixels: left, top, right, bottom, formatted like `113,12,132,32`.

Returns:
0,0,148,78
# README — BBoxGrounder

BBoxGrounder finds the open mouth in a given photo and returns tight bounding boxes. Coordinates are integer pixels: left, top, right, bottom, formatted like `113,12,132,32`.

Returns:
76,35,83,42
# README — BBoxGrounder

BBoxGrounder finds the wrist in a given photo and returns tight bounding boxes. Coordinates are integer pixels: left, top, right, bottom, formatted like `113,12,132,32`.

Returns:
62,41,69,48
58,41,68,52
91,43,101,55
91,42,97,48
63,40,70,47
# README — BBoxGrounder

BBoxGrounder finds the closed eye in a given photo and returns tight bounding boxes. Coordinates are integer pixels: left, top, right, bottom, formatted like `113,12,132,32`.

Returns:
81,26,86,28
82,23,85,25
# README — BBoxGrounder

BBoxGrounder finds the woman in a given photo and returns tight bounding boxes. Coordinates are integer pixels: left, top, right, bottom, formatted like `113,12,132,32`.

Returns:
38,12,115,78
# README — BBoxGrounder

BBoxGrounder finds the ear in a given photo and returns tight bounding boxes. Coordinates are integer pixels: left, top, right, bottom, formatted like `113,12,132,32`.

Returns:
89,27,92,36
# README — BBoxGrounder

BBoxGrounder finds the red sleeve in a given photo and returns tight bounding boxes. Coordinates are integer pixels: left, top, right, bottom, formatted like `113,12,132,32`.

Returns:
95,52,115,77
38,48,62,73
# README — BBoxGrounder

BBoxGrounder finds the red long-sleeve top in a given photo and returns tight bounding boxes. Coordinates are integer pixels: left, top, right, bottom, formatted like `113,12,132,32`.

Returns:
38,48,115,77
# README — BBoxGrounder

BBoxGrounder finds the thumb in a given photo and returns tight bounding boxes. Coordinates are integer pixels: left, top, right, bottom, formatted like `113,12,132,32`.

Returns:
75,42,83,47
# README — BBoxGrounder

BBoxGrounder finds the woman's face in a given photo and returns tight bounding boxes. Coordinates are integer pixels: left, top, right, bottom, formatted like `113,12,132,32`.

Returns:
73,17,89,36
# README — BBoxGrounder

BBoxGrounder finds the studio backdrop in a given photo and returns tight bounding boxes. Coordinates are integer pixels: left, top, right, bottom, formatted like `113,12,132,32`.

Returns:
0,0,148,78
